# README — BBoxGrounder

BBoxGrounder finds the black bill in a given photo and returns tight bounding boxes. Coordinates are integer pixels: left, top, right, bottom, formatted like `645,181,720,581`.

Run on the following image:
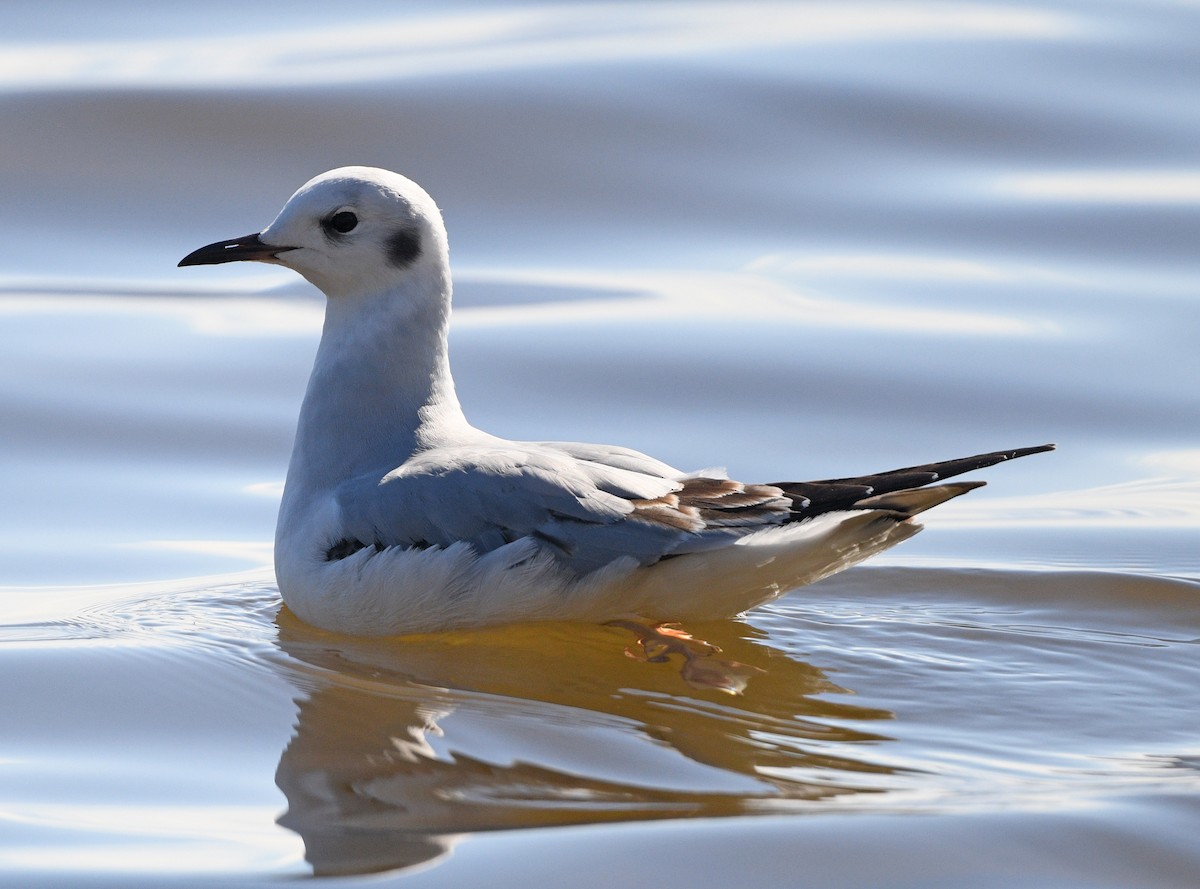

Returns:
178,232,296,267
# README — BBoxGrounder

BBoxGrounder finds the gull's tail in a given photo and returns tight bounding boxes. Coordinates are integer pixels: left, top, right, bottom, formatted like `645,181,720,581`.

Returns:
774,443,1056,520
616,443,1056,621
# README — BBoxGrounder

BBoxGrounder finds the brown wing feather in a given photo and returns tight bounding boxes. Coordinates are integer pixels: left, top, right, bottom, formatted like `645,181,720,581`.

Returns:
629,477,793,531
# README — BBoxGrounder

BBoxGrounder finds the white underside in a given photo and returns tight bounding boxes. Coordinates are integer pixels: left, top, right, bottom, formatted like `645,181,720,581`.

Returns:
276,509,920,636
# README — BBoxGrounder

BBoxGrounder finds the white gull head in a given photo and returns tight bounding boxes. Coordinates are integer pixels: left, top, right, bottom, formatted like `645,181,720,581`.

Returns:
180,166,1053,636
264,167,448,301
182,166,449,303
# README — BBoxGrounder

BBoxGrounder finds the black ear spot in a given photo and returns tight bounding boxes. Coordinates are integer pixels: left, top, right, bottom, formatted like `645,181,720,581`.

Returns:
386,227,422,268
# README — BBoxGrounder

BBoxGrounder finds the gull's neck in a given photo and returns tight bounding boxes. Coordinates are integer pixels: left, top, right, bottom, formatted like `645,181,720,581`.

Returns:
286,267,471,493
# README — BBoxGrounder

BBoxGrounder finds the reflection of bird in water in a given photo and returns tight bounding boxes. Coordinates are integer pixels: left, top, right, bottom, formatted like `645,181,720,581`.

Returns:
180,166,1053,637
609,619,766,694
271,610,896,877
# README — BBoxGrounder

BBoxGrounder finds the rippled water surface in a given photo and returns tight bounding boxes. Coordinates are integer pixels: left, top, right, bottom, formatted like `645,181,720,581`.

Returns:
2,2,1199,886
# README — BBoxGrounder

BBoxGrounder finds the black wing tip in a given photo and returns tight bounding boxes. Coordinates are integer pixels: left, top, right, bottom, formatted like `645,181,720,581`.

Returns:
932,442,1057,472
776,443,1054,522
1006,443,1056,459
917,442,1056,483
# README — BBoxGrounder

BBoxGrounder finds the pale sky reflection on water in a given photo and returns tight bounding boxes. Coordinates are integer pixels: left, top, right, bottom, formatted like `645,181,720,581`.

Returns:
994,170,1200,204
0,3,1084,90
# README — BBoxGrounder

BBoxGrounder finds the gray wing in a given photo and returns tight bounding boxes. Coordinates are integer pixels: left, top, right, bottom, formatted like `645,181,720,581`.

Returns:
534,440,684,478
329,441,1054,573
331,442,793,574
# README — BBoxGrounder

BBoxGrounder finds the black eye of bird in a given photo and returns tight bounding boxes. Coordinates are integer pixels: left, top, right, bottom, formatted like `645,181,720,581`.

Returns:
324,211,358,235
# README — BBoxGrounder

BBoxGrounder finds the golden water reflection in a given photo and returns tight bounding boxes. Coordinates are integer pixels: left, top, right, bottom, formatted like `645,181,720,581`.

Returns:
271,610,896,876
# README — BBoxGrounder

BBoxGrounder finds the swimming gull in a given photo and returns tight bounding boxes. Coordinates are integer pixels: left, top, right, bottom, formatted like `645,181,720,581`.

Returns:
180,166,1053,636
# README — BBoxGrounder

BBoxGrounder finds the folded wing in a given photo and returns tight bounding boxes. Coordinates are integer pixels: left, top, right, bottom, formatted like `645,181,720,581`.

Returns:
330,442,1054,575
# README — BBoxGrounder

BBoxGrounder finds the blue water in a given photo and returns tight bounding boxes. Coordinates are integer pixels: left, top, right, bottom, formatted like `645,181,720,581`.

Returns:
2,2,1199,886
